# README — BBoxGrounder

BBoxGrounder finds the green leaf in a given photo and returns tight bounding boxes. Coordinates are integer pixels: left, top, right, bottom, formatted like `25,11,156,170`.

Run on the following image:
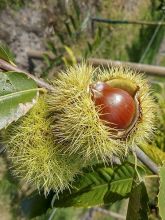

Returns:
65,22,72,37
0,71,38,129
140,143,165,166
21,162,145,218
80,12,90,31
87,42,93,53
64,46,77,65
69,15,77,30
126,181,149,220
92,27,102,49
57,33,65,44
158,166,165,220
53,162,145,208
47,41,57,55
72,0,80,21
0,44,15,65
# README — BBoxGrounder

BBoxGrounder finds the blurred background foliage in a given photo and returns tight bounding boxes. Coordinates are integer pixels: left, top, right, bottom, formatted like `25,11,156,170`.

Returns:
40,0,165,77
0,0,26,10
0,0,165,219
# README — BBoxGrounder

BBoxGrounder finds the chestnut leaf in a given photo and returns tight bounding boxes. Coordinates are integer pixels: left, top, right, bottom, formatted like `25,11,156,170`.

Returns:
52,162,145,208
21,162,146,219
0,71,38,130
0,44,15,65
126,181,149,220
158,166,165,220
140,143,165,166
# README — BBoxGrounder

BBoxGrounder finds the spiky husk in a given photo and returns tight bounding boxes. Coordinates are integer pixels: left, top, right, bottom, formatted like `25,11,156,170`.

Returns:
4,97,83,194
48,64,156,163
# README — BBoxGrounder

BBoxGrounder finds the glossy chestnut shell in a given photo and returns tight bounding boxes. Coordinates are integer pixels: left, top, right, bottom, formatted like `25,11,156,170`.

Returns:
90,82,136,130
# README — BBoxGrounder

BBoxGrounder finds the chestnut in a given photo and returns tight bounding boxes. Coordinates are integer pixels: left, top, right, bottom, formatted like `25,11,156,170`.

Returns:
90,82,136,130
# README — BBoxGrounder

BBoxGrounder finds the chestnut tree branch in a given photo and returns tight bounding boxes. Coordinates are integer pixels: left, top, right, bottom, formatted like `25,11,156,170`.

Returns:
26,49,165,77
0,58,55,91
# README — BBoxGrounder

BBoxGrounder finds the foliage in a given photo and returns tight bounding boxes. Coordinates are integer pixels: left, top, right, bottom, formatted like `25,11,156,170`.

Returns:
126,180,149,220
0,0,26,10
52,162,145,208
154,83,165,151
140,143,165,166
41,0,164,80
42,0,102,76
0,44,15,64
0,71,38,129
127,6,165,64
0,46,38,129
0,156,20,219
21,162,145,218
158,167,165,220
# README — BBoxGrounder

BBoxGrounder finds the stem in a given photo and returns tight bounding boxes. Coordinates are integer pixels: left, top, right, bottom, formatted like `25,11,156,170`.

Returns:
145,175,159,179
27,50,165,76
133,146,159,174
84,58,165,77
0,58,55,91
91,17,165,26
48,208,57,220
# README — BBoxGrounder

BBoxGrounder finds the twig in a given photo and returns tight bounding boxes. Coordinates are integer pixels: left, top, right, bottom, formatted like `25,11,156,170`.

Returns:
145,175,158,179
0,58,55,91
133,146,159,174
26,50,165,76
91,17,165,26
27,49,55,60
139,16,164,63
48,208,57,220
84,58,165,77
